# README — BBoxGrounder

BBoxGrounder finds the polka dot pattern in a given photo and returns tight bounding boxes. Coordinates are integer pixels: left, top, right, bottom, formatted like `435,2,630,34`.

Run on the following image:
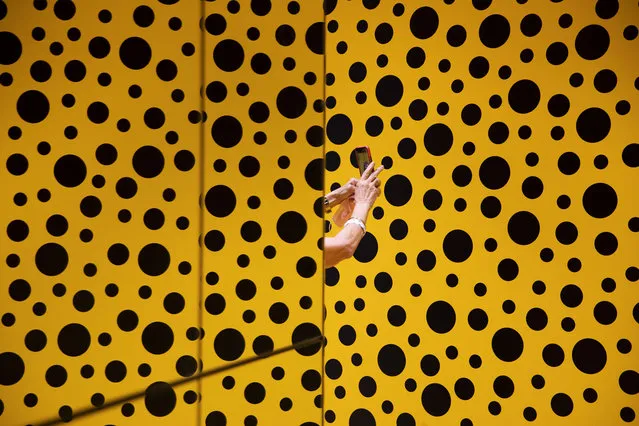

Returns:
324,1,638,425
0,0,637,425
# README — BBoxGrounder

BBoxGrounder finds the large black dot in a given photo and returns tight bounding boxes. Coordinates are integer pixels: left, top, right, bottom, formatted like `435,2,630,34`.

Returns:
144,382,176,417
384,174,412,207
213,39,244,72
211,115,243,148
276,86,307,119
326,113,352,145
377,344,406,376
54,155,87,188
0,31,22,65
479,14,510,48
508,211,540,245
35,243,68,276
0,352,25,385
138,243,170,276
582,182,617,218
292,322,322,356
376,75,403,107
427,301,456,334
214,328,245,361
508,79,540,114
479,156,510,190
619,370,639,395
421,383,451,416
276,211,307,243
492,327,524,362
305,22,324,54
442,229,473,262
304,158,323,191
424,123,453,156
576,107,610,143
575,25,610,60
58,323,91,357
349,408,376,426
205,185,236,217
17,90,50,123
572,338,607,374
410,6,439,40
142,322,174,355
132,146,165,178
119,37,152,70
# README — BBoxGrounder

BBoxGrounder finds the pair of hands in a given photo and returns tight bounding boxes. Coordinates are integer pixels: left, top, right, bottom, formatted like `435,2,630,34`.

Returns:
328,162,385,225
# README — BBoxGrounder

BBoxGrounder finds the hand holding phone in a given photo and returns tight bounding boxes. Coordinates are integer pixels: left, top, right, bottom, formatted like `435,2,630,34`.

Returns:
355,146,372,176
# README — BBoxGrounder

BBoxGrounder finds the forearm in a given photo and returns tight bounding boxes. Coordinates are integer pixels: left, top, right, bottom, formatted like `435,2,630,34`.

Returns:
336,202,370,255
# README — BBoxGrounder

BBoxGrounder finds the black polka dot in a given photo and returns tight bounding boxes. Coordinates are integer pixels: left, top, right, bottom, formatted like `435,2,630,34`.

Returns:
576,107,610,143
376,75,403,107
133,146,164,178
421,383,451,416
213,39,244,72
410,7,439,40
0,31,22,65
507,211,540,245
423,123,453,156
58,323,91,356
479,156,510,189
508,79,540,113
276,86,307,119
427,301,456,333
349,408,376,426
377,344,406,376
305,22,324,54
276,211,307,243
479,14,510,48
54,155,87,187
492,327,524,361
142,322,174,355
6,153,28,176
442,229,473,262
572,338,607,374
17,90,50,123
119,37,152,70
383,174,412,207
575,25,610,60
214,328,245,361
138,243,170,276
35,243,68,276
211,115,243,148
327,113,353,145
144,381,176,417
205,185,236,217
582,182,617,218
0,352,25,385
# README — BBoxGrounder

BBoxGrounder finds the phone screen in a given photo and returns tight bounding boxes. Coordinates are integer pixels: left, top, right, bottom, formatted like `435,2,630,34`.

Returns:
355,148,371,176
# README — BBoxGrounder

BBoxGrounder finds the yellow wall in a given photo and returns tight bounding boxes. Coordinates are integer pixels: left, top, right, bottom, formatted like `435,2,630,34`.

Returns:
1,0,637,425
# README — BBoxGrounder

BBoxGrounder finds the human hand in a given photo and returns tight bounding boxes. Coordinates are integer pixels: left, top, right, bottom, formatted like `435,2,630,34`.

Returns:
353,162,384,208
332,196,356,227
329,177,359,205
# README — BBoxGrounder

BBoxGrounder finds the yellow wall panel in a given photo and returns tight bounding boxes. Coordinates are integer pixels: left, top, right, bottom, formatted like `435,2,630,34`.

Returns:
1,0,201,424
200,0,324,422
324,0,638,425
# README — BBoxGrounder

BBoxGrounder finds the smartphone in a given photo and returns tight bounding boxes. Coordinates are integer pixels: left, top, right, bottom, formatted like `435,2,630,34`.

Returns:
355,146,372,176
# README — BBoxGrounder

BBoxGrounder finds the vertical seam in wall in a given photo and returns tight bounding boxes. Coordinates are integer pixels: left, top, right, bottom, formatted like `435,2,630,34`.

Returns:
197,0,206,425
320,4,327,426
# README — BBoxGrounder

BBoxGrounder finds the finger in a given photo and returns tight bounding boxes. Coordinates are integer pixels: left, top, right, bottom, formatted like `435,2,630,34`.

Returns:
368,165,385,180
361,161,375,180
